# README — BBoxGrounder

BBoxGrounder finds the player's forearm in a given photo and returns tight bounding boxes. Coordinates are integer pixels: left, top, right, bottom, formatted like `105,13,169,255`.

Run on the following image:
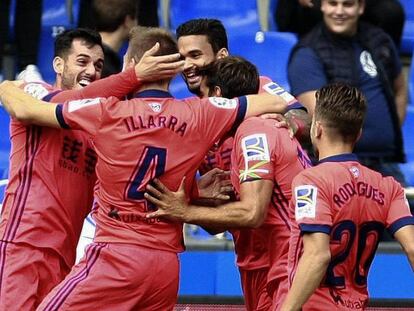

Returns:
52,68,140,102
245,93,288,118
281,250,330,311
184,200,263,228
0,81,59,127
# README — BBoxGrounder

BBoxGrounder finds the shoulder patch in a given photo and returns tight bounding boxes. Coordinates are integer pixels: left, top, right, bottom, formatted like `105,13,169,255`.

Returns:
68,98,102,112
23,83,49,100
262,82,296,104
208,97,238,109
241,134,270,162
295,185,317,220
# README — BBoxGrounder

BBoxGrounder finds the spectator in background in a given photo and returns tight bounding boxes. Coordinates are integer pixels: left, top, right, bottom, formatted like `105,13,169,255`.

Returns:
275,0,405,47
93,0,137,77
78,0,158,30
0,0,43,81
288,0,408,188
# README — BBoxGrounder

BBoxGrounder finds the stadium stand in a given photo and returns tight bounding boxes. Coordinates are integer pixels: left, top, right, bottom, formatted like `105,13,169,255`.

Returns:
37,0,79,83
400,0,414,54
0,106,10,179
228,31,297,91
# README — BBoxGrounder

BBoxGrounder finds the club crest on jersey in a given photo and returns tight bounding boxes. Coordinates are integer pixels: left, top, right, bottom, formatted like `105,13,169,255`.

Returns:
23,83,49,100
241,134,270,162
148,102,162,112
295,185,317,220
208,97,238,109
68,98,102,112
350,166,360,178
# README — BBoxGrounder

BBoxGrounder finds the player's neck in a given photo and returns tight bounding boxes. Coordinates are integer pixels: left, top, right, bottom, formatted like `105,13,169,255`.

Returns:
317,141,354,161
136,81,170,93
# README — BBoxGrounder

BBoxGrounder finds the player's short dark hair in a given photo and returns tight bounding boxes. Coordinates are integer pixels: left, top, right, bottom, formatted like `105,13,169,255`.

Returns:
92,0,137,32
127,26,178,62
54,28,103,58
205,56,259,98
315,83,366,143
176,18,228,53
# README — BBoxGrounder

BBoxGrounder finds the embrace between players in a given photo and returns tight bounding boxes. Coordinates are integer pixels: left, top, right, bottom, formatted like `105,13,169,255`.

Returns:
0,17,413,311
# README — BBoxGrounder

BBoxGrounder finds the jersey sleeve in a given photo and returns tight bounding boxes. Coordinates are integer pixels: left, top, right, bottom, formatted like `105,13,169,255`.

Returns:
386,179,414,236
291,171,332,235
47,68,139,102
288,47,328,97
55,97,116,136
195,96,247,144
233,120,275,184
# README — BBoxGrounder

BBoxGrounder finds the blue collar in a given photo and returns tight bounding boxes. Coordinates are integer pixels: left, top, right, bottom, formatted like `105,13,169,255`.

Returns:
318,153,359,164
134,89,173,98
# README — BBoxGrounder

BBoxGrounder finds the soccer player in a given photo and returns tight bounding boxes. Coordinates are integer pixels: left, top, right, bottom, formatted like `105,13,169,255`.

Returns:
145,56,312,311
176,18,309,140
0,26,290,310
280,83,414,311
0,28,183,310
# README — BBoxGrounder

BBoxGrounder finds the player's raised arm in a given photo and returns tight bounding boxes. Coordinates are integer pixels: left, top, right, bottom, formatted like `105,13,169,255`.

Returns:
0,81,59,127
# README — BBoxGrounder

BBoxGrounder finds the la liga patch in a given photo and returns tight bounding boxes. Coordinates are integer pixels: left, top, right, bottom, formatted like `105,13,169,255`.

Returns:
295,185,317,220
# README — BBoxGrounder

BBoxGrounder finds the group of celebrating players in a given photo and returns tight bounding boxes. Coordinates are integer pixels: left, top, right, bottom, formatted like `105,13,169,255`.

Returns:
0,16,413,311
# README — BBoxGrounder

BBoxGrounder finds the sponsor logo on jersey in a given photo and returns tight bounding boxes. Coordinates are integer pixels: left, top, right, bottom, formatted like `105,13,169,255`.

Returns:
68,98,102,112
239,134,270,182
208,97,238,109
148,102,162,112
295,185,317,220
241,134,270,162
23,83,49,100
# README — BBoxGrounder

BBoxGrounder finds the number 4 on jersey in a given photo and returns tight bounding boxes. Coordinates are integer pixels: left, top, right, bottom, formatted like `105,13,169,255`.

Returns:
126,146,167,209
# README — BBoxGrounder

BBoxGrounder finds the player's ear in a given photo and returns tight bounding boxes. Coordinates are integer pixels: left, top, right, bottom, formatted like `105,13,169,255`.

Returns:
213,86,222,97
315,121,323,139
216,48,229,60
356,128,363,142
53,56,64,75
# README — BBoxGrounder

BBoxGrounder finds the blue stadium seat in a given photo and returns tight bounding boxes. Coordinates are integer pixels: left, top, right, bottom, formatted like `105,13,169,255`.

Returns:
409,58,414,106
38,0,78,83
401,106,414,186
0,180,7,206
400,0,414,54
228,31,297,91
168,0,261,35
0,106,11,179
169,75,193,99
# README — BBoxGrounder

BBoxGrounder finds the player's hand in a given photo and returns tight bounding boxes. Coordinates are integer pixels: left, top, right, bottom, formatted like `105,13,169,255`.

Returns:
145,177,188,220
198,168,233,201
261,113,297,139
299,0,314,7
135,42,185,81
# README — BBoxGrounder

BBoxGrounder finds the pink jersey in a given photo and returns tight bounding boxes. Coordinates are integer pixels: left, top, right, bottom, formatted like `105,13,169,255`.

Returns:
288,153,414,310
0,82,97,269
230,117,311,277
56,90,247,253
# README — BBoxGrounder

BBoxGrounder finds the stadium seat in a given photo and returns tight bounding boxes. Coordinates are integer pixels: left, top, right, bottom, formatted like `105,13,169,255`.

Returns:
409,57,414,106
0,179,7,208
401,106,414,186
169,75,193,99
167,0,262,35
0,106,11,178
38,0,78,83
228,31,297,91
400,0,414,54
